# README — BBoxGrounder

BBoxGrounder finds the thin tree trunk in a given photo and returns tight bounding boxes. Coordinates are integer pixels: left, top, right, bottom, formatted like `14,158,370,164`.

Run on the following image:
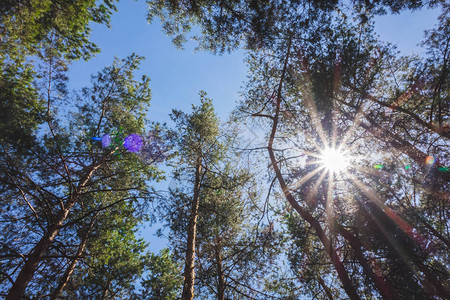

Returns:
214,238,225,300
266,40,361,300
363,201,450,298
341,109,449,182
337,225,397,300
50,213,98,300
317,273,334,300
6,163,101,299
100,279,112,300
182,158,202,300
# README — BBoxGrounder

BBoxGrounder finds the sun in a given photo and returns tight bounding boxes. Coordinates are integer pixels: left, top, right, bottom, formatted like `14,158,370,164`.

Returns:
319,147,349,173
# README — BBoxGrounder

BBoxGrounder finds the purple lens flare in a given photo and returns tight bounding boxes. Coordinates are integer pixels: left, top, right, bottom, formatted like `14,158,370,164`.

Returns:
123,134,143,153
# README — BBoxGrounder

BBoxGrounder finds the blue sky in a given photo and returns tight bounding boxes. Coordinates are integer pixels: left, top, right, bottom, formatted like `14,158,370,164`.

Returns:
68,1,246,123
67,0,441,252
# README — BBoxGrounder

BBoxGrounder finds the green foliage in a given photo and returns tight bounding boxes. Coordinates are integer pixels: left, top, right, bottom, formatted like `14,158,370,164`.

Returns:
134,249,183,300
0,0,117,61
149,1,449,298
0,53,168,298
170,91,221,163
74,54,152,140
0,63,43,149
147,0,443,53
1,0,448,299
64,206,150,299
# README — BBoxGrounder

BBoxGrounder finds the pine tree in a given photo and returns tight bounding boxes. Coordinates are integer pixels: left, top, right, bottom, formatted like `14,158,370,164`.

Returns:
147,1,449,298
164,94,279,299
166,93,221,299
0,54,167,298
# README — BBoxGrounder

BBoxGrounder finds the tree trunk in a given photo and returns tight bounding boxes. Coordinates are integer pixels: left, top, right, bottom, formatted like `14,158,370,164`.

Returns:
337,225,397,300
100,279,112,300
267,42,361,300
50,214,98,300
182,158,202,300
7,208,73,299
214,238,225,300
6,163,101,299
266,41,361,300
317,273,334,300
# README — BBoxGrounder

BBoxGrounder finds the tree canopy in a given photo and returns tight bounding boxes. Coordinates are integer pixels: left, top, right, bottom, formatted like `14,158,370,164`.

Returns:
0,0,448,299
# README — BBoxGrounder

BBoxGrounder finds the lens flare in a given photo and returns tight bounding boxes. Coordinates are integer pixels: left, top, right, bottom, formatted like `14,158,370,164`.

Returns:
123,134,143,153
438,166,449,172
319,147,349,173
425,156,435,166
101,134,112,148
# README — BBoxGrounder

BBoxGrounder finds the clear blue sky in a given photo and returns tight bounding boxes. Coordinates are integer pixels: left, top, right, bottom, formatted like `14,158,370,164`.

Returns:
67,0,441,253
67,1,247,123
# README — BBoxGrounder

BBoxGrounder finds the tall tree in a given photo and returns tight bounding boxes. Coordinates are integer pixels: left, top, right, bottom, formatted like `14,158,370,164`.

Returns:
147,1,449,298
164,96,280,299
0,54,166,298
167,93,221,299
193,142,280,299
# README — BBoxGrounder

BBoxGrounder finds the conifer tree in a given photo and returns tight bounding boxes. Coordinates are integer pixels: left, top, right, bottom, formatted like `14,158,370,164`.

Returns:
0,54,166,298
147,1,449,298
165,94,279,299
167,93,221,299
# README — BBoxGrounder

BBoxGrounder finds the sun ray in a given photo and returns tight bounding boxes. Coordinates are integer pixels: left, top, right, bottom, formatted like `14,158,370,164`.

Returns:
338,102,368,149
353,196,419,274
305,171,328,205
325,170,336,233
300,149,324,160
289,166,324,191
344,174,435,285
294,46,329,148
347,174,431,253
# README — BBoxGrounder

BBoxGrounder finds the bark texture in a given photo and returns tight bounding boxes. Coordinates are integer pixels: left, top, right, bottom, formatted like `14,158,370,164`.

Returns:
50,213,98,300
182,158,202,300
215,238,225,300
6,163,101,299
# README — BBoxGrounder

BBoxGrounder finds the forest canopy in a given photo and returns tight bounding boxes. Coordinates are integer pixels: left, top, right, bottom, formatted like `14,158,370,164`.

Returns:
0,0,448,299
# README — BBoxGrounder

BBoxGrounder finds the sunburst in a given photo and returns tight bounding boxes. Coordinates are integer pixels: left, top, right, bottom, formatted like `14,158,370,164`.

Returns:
319,147,349,174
